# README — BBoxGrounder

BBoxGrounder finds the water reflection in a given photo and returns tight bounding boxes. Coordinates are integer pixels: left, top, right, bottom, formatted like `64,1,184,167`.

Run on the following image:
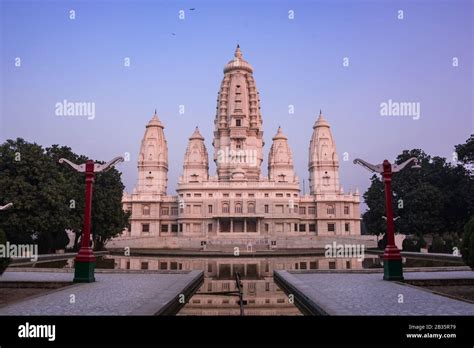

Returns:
110,255,367,316
14,253,465,316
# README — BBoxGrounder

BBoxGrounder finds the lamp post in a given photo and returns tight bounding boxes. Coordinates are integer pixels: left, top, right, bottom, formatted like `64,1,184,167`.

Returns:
0,203,13,211
59,156,124,283
354,157,420,281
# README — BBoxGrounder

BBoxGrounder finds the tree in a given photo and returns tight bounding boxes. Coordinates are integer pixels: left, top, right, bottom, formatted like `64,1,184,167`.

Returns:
455,134,474,168
402,237,419,252
362,175,386,237
0,139,71,249
90,163,130,250
363,147,474,238
0,228,10,275
0,138,129,253
461,216,474,269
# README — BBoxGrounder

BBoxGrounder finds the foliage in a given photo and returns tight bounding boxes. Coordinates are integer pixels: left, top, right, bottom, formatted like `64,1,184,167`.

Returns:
0,138,129,253
455,134,474,167
363,144,474,238
402,237,419,252
461,216,474,269
377,233,387,250
428,232,461,254
0,228,10,275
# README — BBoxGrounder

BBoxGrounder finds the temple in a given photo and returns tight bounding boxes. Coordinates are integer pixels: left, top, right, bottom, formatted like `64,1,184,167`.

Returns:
119,46,361,250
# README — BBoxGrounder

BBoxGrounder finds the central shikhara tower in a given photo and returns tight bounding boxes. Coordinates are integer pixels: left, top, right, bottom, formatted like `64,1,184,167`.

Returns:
121,46,361,249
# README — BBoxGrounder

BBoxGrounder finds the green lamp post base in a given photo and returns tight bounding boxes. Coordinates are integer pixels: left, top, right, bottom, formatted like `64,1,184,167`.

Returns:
383,258,404,281
74,260,96,283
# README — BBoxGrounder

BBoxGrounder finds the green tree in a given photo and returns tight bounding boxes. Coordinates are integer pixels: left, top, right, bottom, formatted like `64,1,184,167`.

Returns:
363,147,474,238
455,134,474,168
90,163,130,250
362,175,386,236
402,237,419,252
0,139,70,249
461,216,474,269
0,138,129,253
0,228,10,275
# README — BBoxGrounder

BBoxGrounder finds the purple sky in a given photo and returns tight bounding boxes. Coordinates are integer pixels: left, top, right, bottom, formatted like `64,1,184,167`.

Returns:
1,0,473,211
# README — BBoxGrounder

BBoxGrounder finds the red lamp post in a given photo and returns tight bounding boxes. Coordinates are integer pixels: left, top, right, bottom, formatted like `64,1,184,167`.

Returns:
354,157,420,281
59,156,124,283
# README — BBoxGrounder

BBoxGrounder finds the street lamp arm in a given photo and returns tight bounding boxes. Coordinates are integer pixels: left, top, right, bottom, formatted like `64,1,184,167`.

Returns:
58,158,86,172
353,158,384,173
392,157,419,173
0,203,13,210
94,156,125,173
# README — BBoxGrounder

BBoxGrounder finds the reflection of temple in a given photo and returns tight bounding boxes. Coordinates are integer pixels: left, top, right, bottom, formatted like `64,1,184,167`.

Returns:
110,255,364,315
117,46,362,250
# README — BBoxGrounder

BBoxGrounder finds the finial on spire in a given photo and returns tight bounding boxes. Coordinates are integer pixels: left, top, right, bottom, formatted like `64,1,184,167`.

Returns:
235,44,243,59
320,109,322,115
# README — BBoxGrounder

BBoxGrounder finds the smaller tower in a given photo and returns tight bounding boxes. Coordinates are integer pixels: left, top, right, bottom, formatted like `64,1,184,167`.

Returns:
268,126,298,183
181,127,209,183
136,110,168,194
308,111,340,194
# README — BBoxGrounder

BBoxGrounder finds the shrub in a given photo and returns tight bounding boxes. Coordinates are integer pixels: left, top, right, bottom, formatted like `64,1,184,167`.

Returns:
461,216,474,269
0,228,10,275
429,234,445,253
377,233,387,250
402,237,419,252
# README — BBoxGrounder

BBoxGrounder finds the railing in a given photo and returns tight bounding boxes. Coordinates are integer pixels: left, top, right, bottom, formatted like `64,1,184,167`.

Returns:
196,272,245,316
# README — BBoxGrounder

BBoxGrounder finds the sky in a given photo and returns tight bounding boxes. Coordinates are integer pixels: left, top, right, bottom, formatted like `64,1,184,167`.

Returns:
1,0,473,211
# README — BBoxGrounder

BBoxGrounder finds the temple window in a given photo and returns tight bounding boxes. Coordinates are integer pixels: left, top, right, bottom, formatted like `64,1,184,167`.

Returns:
327,204,335,215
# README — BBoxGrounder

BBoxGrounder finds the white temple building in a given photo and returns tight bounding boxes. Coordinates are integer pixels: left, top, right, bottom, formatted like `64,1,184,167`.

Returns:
118,46,362,250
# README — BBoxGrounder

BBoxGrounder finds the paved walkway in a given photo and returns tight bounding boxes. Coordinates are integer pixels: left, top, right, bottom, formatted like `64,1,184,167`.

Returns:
0,270,203,315
274,270,474,315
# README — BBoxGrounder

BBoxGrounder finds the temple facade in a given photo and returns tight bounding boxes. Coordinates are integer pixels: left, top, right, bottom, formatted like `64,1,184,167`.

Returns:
120,46,361,250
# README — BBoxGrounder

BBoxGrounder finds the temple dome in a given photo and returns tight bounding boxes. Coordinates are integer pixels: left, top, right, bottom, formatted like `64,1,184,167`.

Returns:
147,110,164,129
223,45,254,74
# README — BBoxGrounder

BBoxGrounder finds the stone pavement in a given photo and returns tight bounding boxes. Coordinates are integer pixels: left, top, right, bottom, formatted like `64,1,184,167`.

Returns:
274,270,474,315
0,270,203,315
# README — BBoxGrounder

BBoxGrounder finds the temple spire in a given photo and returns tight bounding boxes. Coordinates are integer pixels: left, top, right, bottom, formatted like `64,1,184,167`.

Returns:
235,44,242,59
308,111,340,194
